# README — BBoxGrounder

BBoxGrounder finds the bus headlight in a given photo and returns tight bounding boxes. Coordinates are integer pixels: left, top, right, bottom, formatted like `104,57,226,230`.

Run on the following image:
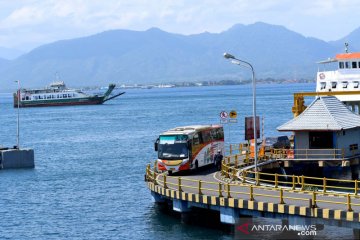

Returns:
182,159,189,164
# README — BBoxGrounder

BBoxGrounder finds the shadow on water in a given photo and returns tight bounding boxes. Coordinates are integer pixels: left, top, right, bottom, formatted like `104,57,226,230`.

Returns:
145,203,233,240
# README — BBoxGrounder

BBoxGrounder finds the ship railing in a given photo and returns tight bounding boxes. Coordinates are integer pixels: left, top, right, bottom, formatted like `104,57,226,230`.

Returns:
145,163,358,213
317,70,360,82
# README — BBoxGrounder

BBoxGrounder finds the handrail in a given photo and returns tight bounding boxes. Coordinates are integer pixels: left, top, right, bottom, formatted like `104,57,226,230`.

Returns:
146,143,360,213
146,162,359,212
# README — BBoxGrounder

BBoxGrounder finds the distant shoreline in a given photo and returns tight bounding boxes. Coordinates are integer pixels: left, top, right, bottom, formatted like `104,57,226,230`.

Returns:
0,79,314,93
118,78,314,89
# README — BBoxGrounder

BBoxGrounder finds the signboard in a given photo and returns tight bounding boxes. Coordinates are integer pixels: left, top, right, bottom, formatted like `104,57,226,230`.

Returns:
229,110,237,119
245,116,260,140
220,119,228,124
220,111,228,119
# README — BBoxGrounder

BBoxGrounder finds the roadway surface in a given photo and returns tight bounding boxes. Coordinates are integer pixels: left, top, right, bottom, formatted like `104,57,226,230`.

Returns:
156,166,360,213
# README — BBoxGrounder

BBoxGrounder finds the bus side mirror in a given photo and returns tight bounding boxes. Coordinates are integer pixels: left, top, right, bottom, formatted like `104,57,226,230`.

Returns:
154,139,159,151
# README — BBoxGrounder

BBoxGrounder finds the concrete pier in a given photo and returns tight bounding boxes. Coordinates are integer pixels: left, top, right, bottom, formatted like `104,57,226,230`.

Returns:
0,148,34,169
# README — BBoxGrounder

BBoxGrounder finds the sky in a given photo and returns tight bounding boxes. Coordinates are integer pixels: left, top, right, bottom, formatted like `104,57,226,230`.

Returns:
0,0,359,51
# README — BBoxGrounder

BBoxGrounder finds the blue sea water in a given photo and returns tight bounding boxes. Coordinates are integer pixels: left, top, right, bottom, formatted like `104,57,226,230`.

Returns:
0,83,355,239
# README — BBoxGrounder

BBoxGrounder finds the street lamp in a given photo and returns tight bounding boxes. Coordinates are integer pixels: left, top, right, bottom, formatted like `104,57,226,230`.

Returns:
223,52,258,173
15,80,20,149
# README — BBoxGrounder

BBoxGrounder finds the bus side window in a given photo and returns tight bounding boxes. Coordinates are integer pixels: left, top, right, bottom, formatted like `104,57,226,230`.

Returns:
193,133,200,146
202,130,211,143
214,128,224,140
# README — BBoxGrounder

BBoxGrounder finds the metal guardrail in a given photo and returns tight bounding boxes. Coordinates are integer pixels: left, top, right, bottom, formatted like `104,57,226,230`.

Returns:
228,143,358,161
146,144,360,213
146,162,357,212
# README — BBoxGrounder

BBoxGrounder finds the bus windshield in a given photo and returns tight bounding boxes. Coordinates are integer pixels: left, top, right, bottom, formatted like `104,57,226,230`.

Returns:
158,135,188,160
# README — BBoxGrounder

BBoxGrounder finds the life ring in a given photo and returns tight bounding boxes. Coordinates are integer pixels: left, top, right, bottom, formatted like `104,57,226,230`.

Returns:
319,73,325,79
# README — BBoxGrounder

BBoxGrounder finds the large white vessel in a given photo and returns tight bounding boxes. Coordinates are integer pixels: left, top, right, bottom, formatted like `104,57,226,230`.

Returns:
316,45,360,113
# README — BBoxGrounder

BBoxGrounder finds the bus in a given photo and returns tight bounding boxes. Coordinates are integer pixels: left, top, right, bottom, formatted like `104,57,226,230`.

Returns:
154,125,224,174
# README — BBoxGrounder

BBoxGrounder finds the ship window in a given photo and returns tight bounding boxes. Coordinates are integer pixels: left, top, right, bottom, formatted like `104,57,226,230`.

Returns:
352,62,358,68
63,94,67,98
354,81,359,88
339,62,344,69
345,62,350,68
39,96,42,99
21,97,25,101
25,96,29,100
68,94,71,98
331,82,337,88
342,81,348,88
320,82,326,90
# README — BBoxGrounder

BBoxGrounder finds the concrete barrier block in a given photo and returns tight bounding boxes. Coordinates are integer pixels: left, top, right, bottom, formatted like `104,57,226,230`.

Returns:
1,148,35,169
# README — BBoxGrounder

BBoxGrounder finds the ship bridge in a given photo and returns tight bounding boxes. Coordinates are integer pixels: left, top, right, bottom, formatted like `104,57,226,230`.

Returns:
317,51,360,111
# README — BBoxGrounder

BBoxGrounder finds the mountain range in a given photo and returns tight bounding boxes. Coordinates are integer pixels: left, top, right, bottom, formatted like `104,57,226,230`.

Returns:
0,22,359,87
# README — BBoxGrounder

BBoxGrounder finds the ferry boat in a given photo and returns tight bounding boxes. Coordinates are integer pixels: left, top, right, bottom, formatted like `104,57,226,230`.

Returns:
13,82,125,108
316,44,360,113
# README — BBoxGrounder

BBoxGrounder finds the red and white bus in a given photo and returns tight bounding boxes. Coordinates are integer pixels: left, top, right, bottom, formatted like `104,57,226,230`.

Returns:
154,125,224,174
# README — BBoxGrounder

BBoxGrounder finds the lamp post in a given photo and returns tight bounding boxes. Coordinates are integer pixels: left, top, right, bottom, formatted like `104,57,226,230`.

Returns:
15,80,20,149
223,52,258,173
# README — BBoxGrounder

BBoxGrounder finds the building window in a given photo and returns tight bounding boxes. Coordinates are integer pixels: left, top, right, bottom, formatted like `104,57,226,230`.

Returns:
342,81,348,88
350,144,358,151
345,62,350,68
309,132,333,149
339,62,344,69
331,82,337,89
353,62,358,68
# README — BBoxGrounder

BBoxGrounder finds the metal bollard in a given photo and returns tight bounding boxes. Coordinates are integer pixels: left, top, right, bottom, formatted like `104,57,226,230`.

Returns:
323,177,327,193
198,180,202,195
227,183,231,198
275,173,278,188
355,180,358,195
163,175,167,188
153,171,157,185
292,175,295,190
219,183,223,197
301,175,305,191
242,170,246,183
256,172,260,186
178,178,182,192
312,191,317,208
279,188,285,204
232,168,237,181
249,185,254,201
347,194,353,212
